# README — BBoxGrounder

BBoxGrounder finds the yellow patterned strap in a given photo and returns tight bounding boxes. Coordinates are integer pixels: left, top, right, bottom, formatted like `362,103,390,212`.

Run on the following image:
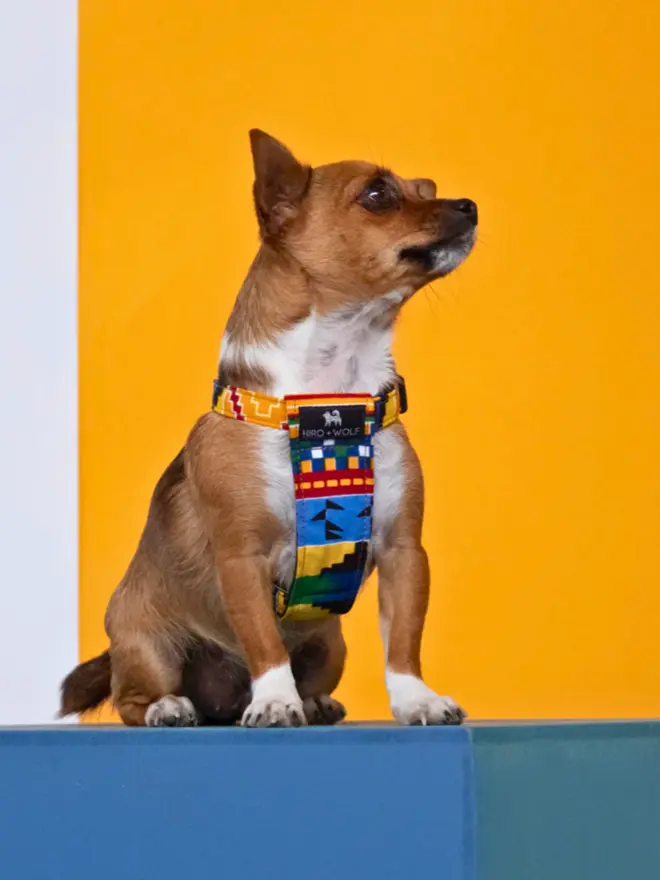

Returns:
211,379,406,431
212,383,288,429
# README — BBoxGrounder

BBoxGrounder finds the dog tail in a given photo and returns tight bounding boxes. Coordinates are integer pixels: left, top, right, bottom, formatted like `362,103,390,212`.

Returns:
59,650,112,717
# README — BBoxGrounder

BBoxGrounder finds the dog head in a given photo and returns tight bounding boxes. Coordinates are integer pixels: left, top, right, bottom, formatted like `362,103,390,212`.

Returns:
249,129,477,310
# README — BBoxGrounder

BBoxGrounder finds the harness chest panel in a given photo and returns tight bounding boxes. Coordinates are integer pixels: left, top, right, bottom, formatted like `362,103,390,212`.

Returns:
275,395,376,620
212,380,406,622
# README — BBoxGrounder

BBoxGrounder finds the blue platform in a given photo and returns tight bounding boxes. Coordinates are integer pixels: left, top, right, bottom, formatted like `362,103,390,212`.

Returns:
0,722,658,880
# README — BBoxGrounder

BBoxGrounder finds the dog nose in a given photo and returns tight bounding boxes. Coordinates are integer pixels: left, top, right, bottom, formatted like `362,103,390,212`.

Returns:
451,199,478,223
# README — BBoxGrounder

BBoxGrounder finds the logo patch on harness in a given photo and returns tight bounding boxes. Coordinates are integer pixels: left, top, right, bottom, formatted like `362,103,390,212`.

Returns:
323,409,342,428
298,404,367,442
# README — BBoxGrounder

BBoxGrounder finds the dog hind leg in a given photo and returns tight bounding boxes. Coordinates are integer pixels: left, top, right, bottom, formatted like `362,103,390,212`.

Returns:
110,633,195,727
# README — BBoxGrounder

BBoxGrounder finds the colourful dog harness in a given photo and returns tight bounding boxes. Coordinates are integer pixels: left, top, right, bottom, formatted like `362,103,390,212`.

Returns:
212,378,407,621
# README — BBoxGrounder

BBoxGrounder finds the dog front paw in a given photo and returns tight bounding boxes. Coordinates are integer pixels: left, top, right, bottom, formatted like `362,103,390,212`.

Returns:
241,697,306,727
145,695,198,727
241,663,306,728
386,672,466,726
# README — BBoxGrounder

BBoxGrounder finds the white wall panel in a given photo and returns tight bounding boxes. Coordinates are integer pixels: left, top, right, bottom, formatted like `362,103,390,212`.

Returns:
0,2,78,723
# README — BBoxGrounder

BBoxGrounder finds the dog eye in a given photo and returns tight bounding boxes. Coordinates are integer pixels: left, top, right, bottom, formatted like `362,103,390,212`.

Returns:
359,177,399,212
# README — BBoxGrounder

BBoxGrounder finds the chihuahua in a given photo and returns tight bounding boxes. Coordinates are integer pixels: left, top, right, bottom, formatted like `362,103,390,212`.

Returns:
60,131,477,727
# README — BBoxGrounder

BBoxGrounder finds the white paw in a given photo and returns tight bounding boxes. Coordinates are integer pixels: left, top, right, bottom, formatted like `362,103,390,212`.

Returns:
241,663,306,728
145,695,198,727
386,671,466,726
242,697,306,728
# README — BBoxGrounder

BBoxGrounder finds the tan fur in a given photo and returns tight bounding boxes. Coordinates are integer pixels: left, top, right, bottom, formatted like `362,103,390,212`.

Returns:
60,130,476,726
376,424,428,678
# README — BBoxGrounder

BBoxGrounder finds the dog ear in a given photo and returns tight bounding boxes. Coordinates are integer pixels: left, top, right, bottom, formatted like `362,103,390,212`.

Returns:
249,130,311,238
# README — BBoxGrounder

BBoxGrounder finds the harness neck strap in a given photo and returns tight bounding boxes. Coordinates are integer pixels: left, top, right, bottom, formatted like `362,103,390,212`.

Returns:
212,378,407,431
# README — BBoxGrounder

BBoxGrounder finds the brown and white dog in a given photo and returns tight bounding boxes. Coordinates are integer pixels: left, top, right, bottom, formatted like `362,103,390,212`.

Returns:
60,131,477,728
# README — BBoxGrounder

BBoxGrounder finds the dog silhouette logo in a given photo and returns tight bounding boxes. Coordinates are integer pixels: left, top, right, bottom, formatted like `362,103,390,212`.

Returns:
323,409,342,428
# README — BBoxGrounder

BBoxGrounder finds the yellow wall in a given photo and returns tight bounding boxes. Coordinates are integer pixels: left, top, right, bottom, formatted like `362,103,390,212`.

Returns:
80,1,660,721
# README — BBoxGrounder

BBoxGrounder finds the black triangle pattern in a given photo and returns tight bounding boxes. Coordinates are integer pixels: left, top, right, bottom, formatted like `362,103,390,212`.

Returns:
325,517,343,540
312,500,346,524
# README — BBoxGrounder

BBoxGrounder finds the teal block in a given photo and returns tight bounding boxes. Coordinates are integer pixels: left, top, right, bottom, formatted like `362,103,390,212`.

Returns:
473,722,660,880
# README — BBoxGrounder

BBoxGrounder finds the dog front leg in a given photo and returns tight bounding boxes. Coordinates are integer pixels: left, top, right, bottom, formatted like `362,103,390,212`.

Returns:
374,427,466,726
378,540,464,725
218,552,306,727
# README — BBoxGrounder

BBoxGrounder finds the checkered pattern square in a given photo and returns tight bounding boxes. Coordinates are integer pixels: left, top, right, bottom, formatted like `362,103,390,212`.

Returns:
295,441,374,476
